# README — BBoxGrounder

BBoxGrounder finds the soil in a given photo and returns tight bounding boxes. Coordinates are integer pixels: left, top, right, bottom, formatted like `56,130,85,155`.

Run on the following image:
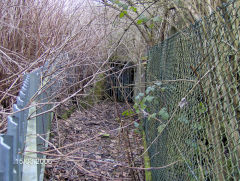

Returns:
44,101,144,181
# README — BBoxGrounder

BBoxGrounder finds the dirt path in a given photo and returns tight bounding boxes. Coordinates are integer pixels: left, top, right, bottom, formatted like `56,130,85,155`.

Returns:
44,101,144,181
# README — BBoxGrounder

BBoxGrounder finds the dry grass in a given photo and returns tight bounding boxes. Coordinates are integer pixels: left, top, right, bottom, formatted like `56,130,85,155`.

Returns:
0,0,108,106
0,0,111,134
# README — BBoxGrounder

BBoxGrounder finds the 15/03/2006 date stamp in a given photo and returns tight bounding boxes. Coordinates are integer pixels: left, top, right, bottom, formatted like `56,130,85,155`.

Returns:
16,158,52,165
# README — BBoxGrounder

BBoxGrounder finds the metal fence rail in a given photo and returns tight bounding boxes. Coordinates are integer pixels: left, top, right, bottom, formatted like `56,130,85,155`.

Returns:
144,0,240,180
0,67,54,181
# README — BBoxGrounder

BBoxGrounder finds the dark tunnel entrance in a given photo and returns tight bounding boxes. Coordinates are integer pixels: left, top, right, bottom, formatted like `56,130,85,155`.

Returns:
106,62,135,102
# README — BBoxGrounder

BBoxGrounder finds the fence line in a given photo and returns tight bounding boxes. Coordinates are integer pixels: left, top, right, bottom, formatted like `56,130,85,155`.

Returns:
0,67,54,181
144,0,239,180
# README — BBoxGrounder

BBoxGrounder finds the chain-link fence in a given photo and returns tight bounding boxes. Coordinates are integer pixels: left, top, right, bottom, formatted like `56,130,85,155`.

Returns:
144,0,240,180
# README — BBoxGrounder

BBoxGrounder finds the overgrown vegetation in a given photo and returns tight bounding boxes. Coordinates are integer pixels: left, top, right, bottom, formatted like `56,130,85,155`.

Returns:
0,0,239,180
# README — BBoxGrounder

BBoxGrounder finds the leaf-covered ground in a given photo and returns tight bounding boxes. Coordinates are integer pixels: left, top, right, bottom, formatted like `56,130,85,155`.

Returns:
44,101,144,181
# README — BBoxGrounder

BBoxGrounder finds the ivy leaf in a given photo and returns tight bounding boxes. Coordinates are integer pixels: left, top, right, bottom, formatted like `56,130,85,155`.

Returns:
137,19,143,25
135,96,140,101
192,123,203,130
199,102,207,113
135,93,144,101
119,12,125,18
178,115,189,124
117,2,128,10
157,123,166,134
130,6,137,12
152,16,162,22
161,87,166,92
154,81,162,86
158,108,169,120
149,23,154,29
122,109,134,116
140,101,147,110
122,110,128,116
145,95,154,102
148,113,156,120
133,103,138,109
142,97,147,103
134,121,139,128
153,99,159,105
122,4,128,10
133,103,140,113
146,86,155,94
119,10,127,18
139,14,149,22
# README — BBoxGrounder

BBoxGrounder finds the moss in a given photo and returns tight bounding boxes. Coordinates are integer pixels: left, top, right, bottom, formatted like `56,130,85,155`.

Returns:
93,73,106,100
61,106,76,120
109,55,131,63
109,55,120,62
73,73,106,110
142,131,152,181
78,96,94,109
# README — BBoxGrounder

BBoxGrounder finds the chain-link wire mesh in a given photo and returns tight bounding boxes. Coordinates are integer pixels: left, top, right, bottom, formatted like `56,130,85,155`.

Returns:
144,0,240,180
